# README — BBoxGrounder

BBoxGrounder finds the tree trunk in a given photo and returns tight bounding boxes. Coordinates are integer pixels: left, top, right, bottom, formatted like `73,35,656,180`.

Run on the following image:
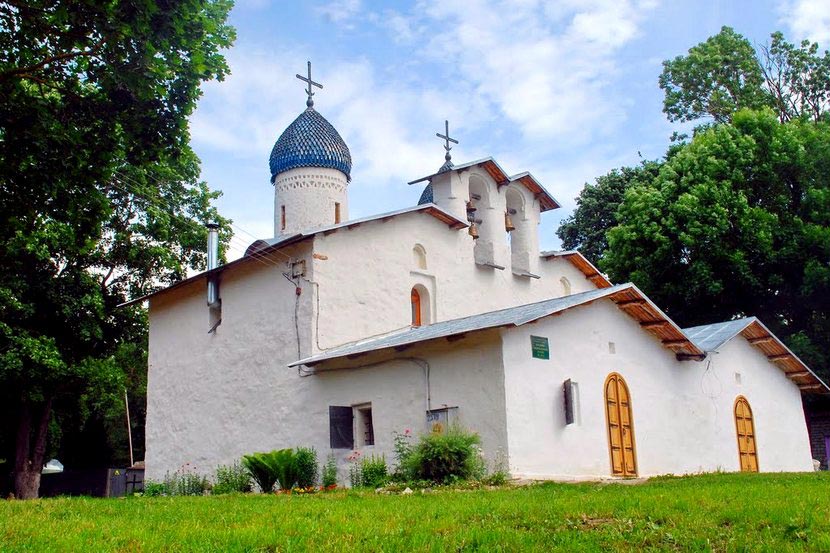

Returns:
13,397,52,499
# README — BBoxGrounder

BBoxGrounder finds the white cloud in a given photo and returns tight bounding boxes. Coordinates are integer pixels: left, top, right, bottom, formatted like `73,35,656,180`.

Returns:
780,0,830,46
191,0,661,250
413,0,658,142
316,0,363,27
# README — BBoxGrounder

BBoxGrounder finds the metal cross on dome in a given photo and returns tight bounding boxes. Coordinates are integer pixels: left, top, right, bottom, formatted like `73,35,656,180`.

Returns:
436,120,459,163
296,60,323,108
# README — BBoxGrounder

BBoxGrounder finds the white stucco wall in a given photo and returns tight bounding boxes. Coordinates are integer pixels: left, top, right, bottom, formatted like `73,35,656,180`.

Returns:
274,167,348,237
301,332,509,479
145,243,316,480
308,210,594,353
500,299,814,479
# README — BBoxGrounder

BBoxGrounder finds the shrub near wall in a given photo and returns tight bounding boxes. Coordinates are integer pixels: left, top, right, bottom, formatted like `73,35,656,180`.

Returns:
405,427,484,484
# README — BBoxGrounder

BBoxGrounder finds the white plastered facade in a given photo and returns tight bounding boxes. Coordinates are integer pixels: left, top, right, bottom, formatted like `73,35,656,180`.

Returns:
144,150,815,482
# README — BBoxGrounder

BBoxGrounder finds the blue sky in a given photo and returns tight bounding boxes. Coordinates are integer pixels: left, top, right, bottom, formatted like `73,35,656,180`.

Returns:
189,0,830,259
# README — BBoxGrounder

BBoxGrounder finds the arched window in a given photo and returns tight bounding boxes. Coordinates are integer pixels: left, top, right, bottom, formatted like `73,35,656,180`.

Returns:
560,276,572,296
411,288,422,327
413,244,427,270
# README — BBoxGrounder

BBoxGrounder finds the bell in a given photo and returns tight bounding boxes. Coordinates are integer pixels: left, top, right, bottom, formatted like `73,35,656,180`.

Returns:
466,201,477,214
505,211,516,232
468,222,480,239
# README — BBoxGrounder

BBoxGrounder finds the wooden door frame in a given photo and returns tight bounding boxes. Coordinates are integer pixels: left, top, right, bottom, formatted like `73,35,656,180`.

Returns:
604,372,638,477
733,395,759,472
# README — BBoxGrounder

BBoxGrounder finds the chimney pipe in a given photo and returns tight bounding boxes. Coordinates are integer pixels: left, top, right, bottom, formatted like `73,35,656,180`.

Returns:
206,223,220,308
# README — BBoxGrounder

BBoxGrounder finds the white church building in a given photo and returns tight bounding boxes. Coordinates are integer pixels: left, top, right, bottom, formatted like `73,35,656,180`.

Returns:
133,65,828,482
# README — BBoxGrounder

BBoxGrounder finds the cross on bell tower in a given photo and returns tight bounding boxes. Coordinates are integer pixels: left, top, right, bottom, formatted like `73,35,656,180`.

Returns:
436,120,459,164
296,60,323,108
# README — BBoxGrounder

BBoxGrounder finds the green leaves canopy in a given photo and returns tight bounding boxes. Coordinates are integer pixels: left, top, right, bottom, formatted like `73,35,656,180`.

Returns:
660,26,830,124
602,110,830,376
0,0,235,497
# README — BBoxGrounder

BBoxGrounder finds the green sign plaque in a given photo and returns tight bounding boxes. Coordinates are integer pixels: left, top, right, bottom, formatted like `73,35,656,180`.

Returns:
530,335,550,359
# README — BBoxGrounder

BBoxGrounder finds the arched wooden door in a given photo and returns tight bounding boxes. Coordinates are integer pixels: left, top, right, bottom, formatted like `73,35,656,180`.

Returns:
605,373,637,476
734,396,759,472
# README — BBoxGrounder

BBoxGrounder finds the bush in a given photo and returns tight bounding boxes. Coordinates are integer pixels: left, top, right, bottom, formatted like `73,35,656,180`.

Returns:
163,465,210,496
242,449,301,492
404,426,484,484
391,430,414,481
360,455,389,489
142,481,167,497
348,452,363,488
295,447,318,488
322,454,337,488
213,462,252,495
242,451,281,493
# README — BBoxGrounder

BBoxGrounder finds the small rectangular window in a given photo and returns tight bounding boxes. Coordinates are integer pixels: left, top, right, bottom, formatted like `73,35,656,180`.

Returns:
329,406,354,449
334,202,341,224
281,205,286,230
355,404,374,447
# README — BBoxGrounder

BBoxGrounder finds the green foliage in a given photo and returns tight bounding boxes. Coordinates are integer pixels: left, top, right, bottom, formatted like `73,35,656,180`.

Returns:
391,430,415,481
241,449,301,493
602,110,830,378
404,427,484,484
348,454,363,488
360,455,389,489
242,452,280,493
213,462,252,495
659,27,830,125
481,449,509,486
7,473,830,550
557,161,663,264
0,0,235,497
322,454,338,488
660,26,769,123
141,481,167,497
295,448,318,489
163,466,210,496
761,32,830,123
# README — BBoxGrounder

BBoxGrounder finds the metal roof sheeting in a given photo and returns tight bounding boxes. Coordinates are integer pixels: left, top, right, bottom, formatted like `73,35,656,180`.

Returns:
118,204,466,308
683,318,757,352
290,283,704,367
683,318,829,394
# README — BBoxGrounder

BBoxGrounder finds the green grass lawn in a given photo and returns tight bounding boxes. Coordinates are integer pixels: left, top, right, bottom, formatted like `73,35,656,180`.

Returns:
2,472,829,551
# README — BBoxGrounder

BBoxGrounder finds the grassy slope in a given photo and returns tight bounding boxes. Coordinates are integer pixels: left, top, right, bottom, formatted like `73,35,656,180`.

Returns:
2,473,829,552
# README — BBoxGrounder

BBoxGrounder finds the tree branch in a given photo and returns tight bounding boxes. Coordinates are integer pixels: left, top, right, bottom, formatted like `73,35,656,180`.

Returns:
0,35,109,82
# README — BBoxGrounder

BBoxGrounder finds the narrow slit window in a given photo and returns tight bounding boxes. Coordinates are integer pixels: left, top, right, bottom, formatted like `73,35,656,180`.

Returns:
411,288,422,327
281,205,286,230
335,202,341,224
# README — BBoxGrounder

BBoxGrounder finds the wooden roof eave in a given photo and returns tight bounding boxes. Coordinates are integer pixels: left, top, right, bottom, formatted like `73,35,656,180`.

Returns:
739,321,830,394
607,286,705,359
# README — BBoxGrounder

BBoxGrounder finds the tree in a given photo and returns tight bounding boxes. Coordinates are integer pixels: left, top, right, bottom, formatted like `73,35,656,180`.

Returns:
602,110,830,379
557,161,663,264
660,27,830,125
760,32,830,123
0,1,235,498
659,26,770,123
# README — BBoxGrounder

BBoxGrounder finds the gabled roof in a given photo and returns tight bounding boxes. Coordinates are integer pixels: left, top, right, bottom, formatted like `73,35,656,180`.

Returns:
119,204,466,308
290,283,704,368
684,318,829,394
540,250,612,288
408,157,560,212
246,204,467,255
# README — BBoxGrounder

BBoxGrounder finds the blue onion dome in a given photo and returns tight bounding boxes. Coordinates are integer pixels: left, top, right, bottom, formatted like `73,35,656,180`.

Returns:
418,183,433,205
269,107,352,182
